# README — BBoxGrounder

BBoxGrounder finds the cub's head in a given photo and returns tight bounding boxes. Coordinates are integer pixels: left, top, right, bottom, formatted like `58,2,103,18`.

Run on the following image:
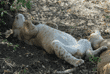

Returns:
22,20,36,34
88,30,104,49
13,13,25,29
12,13,25,37
20,20,38,40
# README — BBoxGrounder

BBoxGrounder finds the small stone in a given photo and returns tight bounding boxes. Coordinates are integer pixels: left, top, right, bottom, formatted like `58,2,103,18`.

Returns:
105,28,110,33
31,11,36,15
87,20,94,26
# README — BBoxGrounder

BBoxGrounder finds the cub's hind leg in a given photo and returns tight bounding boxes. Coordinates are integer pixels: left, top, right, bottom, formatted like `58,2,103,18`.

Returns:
85,46,107,59
51,40,84,67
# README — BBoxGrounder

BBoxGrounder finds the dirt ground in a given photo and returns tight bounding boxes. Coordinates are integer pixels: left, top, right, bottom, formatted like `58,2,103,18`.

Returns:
1,0,110,74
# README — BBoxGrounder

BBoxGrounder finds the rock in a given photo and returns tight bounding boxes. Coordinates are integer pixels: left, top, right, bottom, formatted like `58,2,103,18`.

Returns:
87,20,94,26
31,11,36,15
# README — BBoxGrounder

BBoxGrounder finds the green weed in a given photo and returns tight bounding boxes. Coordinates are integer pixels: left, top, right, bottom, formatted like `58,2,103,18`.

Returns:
89,54,101,72
13,44,19,50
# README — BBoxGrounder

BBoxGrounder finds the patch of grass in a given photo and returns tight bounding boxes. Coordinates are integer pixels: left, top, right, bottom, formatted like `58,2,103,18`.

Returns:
89,54,101,72
0,0,32,52
2,39,19,51
2,39,7,42
24,69,26,73
0,0,32,28
106,16,109,18
13,44,19,50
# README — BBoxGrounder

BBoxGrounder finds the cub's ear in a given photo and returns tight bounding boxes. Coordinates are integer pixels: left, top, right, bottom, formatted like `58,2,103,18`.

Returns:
95,30,101,35
90,30,101,36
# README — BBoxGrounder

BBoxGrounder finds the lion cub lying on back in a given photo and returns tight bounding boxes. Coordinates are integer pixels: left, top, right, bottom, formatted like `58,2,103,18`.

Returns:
12,13,107,67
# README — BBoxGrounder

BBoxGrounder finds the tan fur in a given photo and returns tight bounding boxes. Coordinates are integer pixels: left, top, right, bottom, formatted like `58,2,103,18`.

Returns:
12,14,107,68
19,20,38,44
88,30,110,74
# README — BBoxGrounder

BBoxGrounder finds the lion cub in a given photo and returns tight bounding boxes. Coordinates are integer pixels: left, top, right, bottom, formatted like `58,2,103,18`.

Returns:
88,30,110,74
12,13,107,67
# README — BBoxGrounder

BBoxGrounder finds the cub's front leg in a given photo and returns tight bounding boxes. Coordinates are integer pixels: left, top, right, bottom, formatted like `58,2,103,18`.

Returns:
93,46,107,56
13,29,20,37
85,46,107,60
51,40,84,67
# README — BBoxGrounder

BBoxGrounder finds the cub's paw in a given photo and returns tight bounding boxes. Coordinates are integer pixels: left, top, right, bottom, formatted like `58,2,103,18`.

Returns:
100,46,107,52
74,59,84,67
98,46,107,55
101,46,107,50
